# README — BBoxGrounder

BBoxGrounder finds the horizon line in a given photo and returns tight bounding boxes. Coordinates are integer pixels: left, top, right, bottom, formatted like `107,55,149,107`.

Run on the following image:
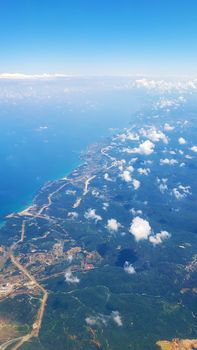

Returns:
0,72,197,80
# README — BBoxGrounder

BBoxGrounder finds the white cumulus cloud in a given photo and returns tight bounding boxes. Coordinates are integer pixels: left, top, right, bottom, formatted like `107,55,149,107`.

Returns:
164,123,174,131
85,315,108,326
67,211,79,220
125,140,155,156
111,311,123,327
137,168,150,175
132,179,141,190
130,208,143,216
172,185,191,199
149,231,171,245
65,269,80,284
191,146,197,153
129,217,152,241
119,170,132,182
104,173,113,181
160,158,178,165
140,127,168,144
157,178,168,194
84,208,102,222
102,202,109,211
137,140,155,155
124,261,136,274
106,219,121,232
85,311,123,327
178,137,187,145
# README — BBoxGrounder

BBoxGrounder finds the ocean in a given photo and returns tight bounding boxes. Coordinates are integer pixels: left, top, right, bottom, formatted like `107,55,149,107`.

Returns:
0,86,144,222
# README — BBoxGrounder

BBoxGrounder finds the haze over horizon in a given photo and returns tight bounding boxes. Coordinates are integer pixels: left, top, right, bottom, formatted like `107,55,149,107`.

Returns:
0,2,197,350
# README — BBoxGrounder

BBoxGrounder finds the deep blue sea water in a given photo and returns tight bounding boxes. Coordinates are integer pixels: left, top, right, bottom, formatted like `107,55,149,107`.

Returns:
0,88,144,222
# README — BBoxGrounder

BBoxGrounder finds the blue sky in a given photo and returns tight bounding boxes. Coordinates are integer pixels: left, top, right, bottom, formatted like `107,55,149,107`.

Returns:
1,0,197,76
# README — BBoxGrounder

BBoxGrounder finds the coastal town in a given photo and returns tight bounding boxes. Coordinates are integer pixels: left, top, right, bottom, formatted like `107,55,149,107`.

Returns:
0,120,196,350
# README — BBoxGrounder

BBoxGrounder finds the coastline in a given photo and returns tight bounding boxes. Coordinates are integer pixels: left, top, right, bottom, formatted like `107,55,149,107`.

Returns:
0,114,196,349
0,159,84,227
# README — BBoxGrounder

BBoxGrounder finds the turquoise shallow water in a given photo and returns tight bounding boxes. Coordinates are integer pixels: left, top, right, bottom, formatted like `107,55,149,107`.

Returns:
0,89,143,222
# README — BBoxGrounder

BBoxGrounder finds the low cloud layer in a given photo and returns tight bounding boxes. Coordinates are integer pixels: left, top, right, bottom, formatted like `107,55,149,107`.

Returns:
0,73,69,80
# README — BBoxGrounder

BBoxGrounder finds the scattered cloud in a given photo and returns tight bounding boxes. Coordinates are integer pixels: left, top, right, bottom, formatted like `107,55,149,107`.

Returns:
137,168,150,175
132,179,141,190
140,127,168,144
111,311,123,327
116,131,139,143
84,208,102,222
129,216,170,245
102,202,109,211
149,231,171,245
160,158,178,165
124,261,136,274
85,315,108,327
106,218,121,232
172,185,191,199
156,97,184,110
157,178,168,193
127,165,134,172
65,269,80,284
137,140,155,155
85,311,123,327
178,137,187,145
119,170,132,182
124,140,155,156
85,316,98,326
134,78,197,92
127,132,140,141
164,123,174,131
67,211,79,219
185,154,193,159
129,216,152,241
130,208,143,216
191,146,197,153
129,157,138,164
104,173,113,181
